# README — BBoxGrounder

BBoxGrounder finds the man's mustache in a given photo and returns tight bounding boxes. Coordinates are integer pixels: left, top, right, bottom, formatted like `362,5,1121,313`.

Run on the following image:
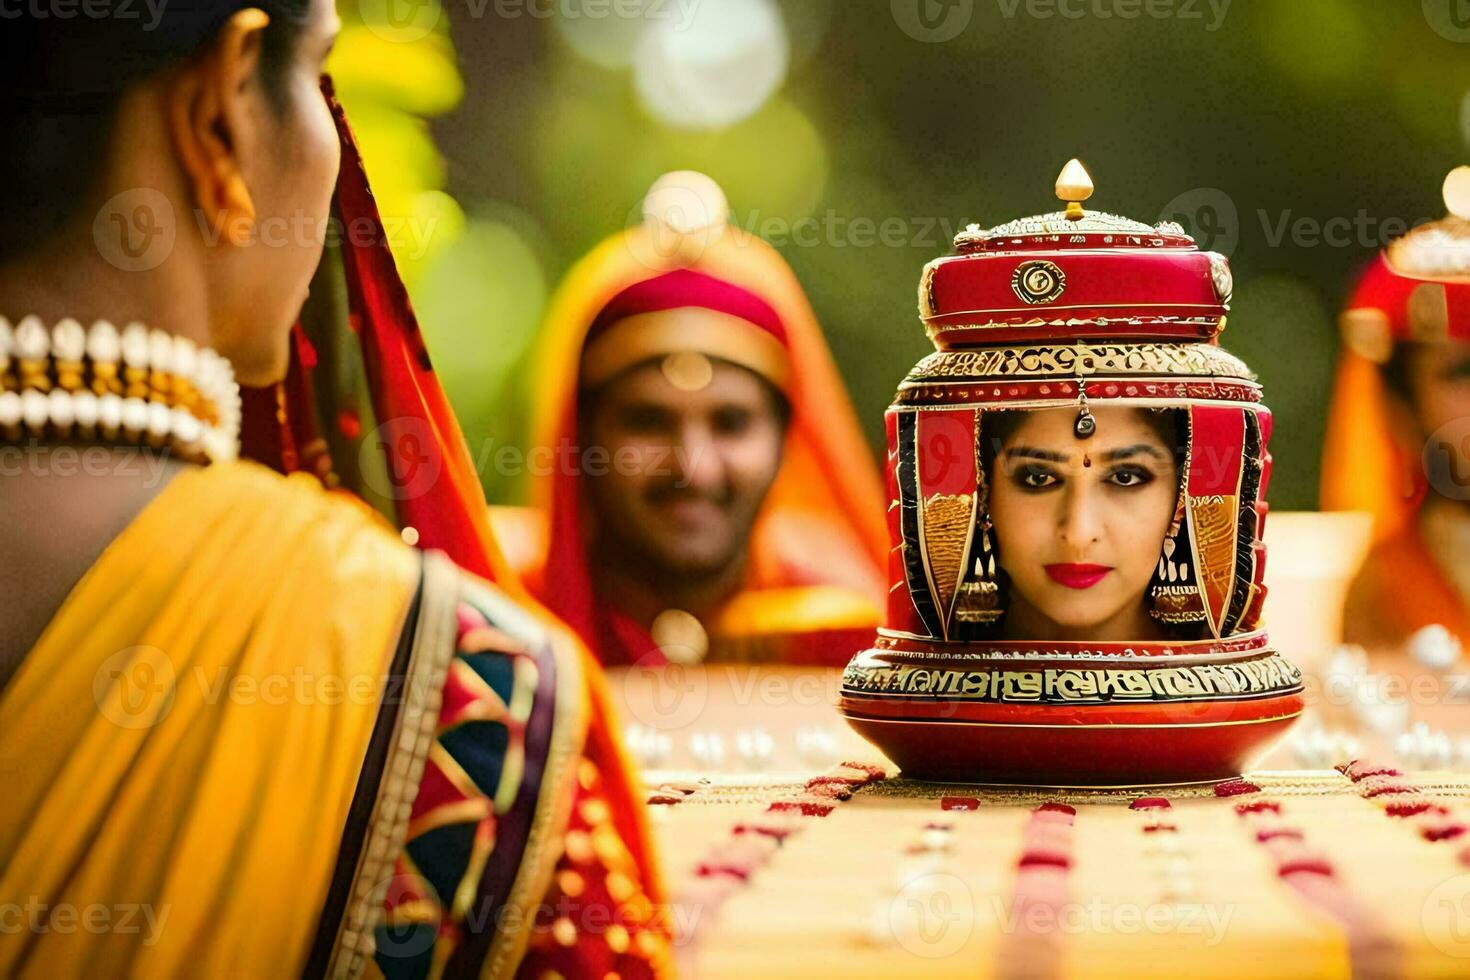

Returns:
644,484,733,507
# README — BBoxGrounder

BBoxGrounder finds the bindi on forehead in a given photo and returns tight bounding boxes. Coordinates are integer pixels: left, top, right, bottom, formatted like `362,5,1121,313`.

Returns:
600,359,767,407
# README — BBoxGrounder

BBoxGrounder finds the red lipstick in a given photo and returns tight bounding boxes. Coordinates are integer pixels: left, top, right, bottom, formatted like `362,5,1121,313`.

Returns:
1044,564,1112,590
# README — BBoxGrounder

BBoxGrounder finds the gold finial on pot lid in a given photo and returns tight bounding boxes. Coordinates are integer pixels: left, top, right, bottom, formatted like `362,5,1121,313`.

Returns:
1443,165,1470,221
1056,158,1095,221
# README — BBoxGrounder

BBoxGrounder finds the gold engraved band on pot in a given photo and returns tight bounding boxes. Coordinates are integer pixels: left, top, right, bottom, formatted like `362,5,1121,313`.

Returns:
901,343,1256,385
924,316,1224,343
840,655,1304,704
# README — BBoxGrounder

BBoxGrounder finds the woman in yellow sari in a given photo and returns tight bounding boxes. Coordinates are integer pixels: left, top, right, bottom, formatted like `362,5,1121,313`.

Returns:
0,4,667,977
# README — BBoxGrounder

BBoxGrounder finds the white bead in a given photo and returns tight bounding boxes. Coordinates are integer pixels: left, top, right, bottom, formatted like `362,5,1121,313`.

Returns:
172,408,201,445
1410,624,1462,671
98,393,122,429
189,350,208,394
121,396,149,432
148,329,174,374
120,322,149,368
72,390,98,427
22,388,48,429
15,315,49,360
218,432,238,462
219,428,240,461
0,315,243,462
147,400,172,438
209,363,232,408
219,390,240,425
203,428,228,463
52,318,86,361
47,388,74,427
689,731,725,767
1431,731,1454,768
172,335,198,378
196,349,221,401
1395,731,1418,765
88,320,120,362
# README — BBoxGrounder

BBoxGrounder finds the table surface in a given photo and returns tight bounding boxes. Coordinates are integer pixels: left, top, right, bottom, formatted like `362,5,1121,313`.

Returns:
606,666,1470,979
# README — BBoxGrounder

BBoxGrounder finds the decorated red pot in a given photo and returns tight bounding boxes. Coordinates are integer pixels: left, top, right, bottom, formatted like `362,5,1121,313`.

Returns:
839,161,1304,787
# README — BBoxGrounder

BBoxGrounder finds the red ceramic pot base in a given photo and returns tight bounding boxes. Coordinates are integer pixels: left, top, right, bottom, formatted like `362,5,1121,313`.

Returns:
842,710,1300,787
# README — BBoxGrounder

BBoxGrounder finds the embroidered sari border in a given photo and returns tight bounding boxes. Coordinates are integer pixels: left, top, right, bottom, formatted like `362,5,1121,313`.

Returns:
319,550,462,979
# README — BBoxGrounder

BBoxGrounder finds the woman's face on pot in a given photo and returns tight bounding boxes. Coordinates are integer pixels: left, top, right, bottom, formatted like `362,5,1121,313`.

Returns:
988,405,1179,638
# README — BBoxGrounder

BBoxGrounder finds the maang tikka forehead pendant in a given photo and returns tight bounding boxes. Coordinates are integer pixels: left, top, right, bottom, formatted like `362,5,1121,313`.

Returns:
838,158,1303,787
1074,384,1096,439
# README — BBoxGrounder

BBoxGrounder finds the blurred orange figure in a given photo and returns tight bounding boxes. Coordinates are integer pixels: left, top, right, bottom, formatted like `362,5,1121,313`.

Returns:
494,173,887,666
1322,167,1470,661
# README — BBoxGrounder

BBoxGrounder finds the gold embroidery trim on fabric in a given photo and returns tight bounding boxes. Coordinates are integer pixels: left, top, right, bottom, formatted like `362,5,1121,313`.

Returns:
901,343,1255,385
482,609,590,979
326,550,461,980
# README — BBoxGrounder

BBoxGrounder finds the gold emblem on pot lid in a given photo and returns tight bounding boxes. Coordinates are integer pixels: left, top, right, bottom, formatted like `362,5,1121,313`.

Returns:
1011,259,1067,304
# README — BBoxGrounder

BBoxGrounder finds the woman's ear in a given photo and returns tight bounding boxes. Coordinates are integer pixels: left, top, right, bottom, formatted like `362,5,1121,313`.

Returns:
167,8,271,248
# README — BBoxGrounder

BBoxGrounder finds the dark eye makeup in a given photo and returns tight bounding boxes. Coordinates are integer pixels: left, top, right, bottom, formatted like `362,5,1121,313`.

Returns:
1006,461,1160,492
1106,464,1157,488
1440,356,1470,382
1013,463,1060,490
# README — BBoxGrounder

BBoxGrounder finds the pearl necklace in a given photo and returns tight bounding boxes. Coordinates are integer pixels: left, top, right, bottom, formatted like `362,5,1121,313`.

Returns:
0,316,240,465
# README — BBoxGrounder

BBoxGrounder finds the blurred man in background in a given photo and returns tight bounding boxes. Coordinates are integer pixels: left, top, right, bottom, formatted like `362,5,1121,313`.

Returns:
493,172,887,666
1322,167,1470,666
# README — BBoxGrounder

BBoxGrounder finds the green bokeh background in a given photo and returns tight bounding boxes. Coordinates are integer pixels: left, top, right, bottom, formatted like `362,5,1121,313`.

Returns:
335,0,1470,511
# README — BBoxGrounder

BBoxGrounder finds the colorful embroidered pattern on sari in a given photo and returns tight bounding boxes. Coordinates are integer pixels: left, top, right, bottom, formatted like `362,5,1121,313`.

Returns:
372,581,568,979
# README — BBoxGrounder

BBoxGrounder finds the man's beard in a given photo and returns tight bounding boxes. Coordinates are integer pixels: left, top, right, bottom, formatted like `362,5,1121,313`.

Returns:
598,491,756,588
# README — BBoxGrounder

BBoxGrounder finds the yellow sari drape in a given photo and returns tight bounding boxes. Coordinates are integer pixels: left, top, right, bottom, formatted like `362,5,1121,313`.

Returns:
0,461,420,977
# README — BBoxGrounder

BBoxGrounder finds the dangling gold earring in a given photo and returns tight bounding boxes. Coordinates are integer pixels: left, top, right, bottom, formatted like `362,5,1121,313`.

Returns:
1148,499,1206,625
954,517,1004,626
